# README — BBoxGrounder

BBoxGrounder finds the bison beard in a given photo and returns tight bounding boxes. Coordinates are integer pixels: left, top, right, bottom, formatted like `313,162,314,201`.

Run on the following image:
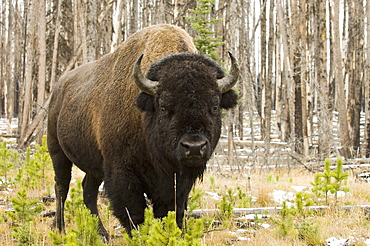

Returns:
47,24,239,241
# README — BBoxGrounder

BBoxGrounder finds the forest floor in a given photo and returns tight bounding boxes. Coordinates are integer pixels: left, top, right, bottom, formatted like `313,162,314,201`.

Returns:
1,161,370,245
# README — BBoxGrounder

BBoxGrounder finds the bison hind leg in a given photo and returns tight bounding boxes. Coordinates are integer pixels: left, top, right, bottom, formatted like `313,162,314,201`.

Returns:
82,174,110,241
51,152,73,234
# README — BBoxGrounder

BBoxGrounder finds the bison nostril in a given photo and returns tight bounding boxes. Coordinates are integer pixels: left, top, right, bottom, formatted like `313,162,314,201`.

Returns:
181,140,207,157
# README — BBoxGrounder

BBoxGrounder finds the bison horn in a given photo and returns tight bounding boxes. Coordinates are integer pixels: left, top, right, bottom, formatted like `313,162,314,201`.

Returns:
217,51,240,93
133,54,157,95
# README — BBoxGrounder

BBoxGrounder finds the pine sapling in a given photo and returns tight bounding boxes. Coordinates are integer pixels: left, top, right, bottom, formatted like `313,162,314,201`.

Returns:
0,141,19,185
311,158,335,205
236,186,252,208
10,189,44,223
183,217,204,246
14,138,53,190
270,201,297,238
331,157,349,205
148,211,182,245
125,207,203,246
188,188,203,213
10,189,44,245
64,180,84,224
295,191,314,217
218,191,234,220
311,157,350,206
186,0,223,60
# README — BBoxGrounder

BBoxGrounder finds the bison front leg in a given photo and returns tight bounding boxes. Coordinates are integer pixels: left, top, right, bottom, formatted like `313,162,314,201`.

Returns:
82,174,110,241
104,170,147,235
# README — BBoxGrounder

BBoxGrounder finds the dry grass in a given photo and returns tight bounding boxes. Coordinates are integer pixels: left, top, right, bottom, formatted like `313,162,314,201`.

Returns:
1,165,370,245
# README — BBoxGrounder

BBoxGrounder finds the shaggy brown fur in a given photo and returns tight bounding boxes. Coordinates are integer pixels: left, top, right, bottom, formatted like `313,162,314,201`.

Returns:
47,24,238,240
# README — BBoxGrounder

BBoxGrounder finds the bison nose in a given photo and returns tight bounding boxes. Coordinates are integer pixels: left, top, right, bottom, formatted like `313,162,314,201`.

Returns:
180,139,207,157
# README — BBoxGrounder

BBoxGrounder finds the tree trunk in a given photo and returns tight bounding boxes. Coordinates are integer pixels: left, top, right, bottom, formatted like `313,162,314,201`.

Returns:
333,0,351,158
111,0,124,52
264,0,274,158
1,1,5,118
315,0,331,159
301,0,309,158
87,0,98,61
346,0,364,156
277,0,294,143
294,49,303,154
228,115,234,167
49,0,62,89
5,0,14,134
129,0,139,35
20,0,37,143
13,0,22,117
365,0,370,157
80,0,88,63
35,0,47,142
259,0,266,123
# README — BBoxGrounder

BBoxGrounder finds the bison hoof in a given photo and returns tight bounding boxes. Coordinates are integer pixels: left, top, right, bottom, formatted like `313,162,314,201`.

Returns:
99,227,110,242
101,235,110,243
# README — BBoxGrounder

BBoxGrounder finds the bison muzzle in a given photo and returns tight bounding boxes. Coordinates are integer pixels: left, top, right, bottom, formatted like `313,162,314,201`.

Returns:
47,24,239,241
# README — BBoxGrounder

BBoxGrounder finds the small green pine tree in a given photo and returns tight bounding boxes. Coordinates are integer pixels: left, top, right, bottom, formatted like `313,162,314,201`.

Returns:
295,191,314,217
14,136,52,189
64,180,84,224
311,158,334,205
125,207,203,246
186,0,223,60
183,217,204,246
311,157,349,206
10,189,44,223
147,211,182,245
270,201,297,238
10,189,44,245
0,141,19,184
236,186,252,208
218,193,234,219
188,188,203,213
331,157,349,205
12,222,37,246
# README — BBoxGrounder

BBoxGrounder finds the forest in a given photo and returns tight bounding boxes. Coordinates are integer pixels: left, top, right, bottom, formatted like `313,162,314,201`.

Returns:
1,1,370,245
1,0,370,165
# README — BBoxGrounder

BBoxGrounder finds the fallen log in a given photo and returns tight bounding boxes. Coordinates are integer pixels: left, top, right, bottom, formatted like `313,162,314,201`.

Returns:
187,205,370,218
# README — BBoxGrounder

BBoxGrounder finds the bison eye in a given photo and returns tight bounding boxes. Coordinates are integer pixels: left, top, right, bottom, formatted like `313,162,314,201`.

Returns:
161,106,166,112
212,105,219,113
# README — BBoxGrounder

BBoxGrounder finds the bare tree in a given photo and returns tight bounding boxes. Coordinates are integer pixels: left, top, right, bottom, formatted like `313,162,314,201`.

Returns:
20,0,38,142
277,0,294,143
35,0,47,141
111,0,124,52
49,0,62,89
264,0,274,158
346,0,364,156
333,0,351,158
5,0,14,135
365,0,370,157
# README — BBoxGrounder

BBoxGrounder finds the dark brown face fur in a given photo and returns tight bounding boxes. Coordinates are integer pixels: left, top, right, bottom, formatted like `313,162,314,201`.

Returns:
135,53,238,175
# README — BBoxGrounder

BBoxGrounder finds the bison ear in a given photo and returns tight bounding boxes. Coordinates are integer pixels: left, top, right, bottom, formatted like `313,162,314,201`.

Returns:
220,89,238,109
135,92,155,112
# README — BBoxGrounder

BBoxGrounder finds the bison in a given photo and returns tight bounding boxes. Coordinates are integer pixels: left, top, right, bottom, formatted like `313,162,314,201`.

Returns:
47,24,239,240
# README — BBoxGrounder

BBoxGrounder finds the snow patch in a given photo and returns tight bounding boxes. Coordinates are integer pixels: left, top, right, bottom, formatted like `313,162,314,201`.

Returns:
326,237,348,246
271,190,295,204
205,191,222,200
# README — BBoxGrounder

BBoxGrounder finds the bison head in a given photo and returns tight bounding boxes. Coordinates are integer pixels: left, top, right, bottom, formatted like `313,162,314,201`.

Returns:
134,52,239,174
